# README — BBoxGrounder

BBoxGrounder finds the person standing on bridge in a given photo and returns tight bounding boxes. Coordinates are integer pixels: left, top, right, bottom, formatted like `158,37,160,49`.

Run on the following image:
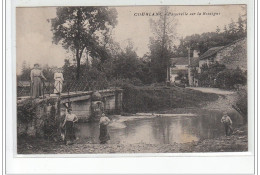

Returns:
30,63,47,98
62,108,78,145
221,112,233,136
54,68,64,94
99,113,111,144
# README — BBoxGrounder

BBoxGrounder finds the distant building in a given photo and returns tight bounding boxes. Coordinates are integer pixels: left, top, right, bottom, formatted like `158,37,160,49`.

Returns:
169,50,199,86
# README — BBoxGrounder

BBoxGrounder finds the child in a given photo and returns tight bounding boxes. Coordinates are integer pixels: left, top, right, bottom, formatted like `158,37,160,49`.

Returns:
221,112,233,136
99,113,111,144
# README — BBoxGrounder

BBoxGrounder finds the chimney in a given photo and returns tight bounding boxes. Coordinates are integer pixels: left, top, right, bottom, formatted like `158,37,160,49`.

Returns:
193,50,199,57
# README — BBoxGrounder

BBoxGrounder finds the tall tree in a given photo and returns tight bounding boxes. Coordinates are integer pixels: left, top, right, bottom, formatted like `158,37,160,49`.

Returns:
149,6,178,82
49,7,118,79
237,15,245,37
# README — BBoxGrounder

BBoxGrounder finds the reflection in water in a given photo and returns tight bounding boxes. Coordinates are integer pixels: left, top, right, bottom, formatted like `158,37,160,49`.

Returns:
75,112,243,144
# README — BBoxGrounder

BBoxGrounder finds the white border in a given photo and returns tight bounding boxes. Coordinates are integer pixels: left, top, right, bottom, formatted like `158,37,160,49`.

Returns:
6,0,255,174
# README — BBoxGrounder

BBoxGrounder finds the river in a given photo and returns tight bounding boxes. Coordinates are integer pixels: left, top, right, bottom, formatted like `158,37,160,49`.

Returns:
74,112,243,144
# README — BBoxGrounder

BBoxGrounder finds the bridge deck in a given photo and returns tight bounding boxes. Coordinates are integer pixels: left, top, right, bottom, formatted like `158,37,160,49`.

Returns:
17,88,123,103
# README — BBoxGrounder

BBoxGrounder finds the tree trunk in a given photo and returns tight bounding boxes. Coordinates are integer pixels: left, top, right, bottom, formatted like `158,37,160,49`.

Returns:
76,55,81,80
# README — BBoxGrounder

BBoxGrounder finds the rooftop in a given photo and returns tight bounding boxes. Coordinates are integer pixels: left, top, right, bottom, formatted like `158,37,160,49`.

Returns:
199,46,224,60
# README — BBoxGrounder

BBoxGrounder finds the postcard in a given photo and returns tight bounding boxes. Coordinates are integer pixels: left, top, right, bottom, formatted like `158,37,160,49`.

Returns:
5,1,255,174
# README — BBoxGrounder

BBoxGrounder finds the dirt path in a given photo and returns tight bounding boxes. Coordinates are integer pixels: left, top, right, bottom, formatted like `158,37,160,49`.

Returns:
188,87,237,112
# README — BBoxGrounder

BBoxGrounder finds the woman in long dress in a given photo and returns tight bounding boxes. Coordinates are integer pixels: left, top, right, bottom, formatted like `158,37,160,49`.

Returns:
30,63,46,98
54,68,64,94
62,108,78,145
99,113,111,144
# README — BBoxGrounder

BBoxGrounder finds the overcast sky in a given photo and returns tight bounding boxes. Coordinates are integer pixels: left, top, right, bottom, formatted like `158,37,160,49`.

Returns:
16,5,245,74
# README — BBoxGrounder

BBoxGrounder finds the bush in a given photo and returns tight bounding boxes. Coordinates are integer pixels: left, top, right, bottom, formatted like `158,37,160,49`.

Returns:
235,86,247,123
215,67,246,89
122,85,218,113
17,99,37,123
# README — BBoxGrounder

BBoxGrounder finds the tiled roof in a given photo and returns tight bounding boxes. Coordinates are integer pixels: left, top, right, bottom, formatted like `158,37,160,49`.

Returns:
170,57,199,67
199,38,246,60
199,46,224,60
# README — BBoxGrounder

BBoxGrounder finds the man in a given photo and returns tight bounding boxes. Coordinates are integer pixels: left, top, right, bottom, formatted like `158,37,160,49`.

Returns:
221,112,233,136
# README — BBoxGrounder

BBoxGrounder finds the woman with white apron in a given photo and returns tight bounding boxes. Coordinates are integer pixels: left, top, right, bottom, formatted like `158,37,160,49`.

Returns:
54,68,64,94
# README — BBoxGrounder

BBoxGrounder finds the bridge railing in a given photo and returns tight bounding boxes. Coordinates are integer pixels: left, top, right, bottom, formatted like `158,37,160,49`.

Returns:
17,79,114,98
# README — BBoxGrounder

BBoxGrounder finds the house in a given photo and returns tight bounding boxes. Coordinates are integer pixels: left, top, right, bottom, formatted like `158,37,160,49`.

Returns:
198,37,247,72
169,50,199,86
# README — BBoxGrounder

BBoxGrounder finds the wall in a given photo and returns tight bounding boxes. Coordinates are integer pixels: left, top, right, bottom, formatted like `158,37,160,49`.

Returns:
60,89,123,121
17,89,123,138
215,38,247,71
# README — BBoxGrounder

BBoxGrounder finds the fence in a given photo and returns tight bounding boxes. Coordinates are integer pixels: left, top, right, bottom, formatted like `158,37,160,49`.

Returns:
17,79,116,98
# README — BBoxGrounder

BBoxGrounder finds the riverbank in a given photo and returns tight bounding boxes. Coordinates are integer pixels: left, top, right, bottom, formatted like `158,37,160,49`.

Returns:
17,87,248,154
17,125,247,154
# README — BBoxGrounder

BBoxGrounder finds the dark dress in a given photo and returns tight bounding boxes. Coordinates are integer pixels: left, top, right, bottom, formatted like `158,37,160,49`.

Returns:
99,124,110,144
65,121,76,141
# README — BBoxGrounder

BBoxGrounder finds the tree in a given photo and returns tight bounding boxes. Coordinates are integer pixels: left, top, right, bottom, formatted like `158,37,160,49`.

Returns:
237,15,246,37
18,61,31,81
148,6,178,82
49,7,118,79
216,26,220,33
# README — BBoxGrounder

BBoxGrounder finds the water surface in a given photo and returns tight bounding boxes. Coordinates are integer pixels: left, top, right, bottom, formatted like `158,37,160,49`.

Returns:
75,112,243,144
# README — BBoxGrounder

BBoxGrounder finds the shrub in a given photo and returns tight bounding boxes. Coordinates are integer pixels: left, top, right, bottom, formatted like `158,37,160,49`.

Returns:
17,99,36,123
235,86,247,123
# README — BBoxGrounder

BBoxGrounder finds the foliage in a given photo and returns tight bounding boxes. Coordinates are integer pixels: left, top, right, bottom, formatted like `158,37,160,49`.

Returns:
18,61,31,81
197,62,246,89
49,7,118,79
60,40,153,91
173,15,246,57
17,99,36,123
235,86,247,123
215,67,247,89
197,62,226,87
122,85,218,113
147,7,178,82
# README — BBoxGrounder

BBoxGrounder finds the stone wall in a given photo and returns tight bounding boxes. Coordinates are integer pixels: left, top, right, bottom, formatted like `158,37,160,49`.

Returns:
216,38,247,70
60,89,123,121
17,89,123,138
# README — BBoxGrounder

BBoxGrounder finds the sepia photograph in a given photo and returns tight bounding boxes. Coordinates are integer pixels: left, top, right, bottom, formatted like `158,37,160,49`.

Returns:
16,5,248,154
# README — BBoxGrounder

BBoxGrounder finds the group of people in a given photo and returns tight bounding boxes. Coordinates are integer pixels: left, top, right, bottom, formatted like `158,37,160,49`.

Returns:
30,63,64,98
62,108,111,145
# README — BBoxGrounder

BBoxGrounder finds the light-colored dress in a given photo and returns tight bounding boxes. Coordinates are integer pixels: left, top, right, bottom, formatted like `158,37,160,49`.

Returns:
30,68,46,98
54,72,64,94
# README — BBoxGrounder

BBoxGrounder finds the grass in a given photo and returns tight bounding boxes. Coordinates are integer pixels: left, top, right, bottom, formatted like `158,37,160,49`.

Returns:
122,85,219,113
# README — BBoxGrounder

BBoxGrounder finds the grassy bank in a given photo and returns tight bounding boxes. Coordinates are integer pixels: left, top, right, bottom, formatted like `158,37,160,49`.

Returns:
122,85,219,113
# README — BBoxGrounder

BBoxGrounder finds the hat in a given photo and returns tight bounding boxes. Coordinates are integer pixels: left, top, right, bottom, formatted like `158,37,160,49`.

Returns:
34,63,39,67
67,107,72,111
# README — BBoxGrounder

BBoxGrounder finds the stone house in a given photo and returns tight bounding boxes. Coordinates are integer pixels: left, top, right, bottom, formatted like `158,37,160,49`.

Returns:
198,37,247,73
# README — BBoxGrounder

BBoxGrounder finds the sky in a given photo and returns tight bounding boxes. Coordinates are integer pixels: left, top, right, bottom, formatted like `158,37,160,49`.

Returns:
16,5,245,74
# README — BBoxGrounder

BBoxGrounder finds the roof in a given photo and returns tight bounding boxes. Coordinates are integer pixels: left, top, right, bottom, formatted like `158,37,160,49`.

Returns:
199,37,246,60
199,46,224,60
170,57,199,67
